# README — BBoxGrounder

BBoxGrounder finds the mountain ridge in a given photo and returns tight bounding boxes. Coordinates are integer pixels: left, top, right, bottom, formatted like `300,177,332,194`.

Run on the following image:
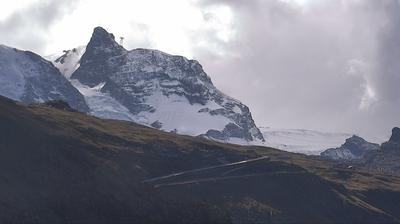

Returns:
0,45,89,112
321,135,380,160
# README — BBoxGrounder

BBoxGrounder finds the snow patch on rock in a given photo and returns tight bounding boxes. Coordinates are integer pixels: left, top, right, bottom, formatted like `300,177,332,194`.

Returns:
52,46,86,78
69,79,136,121
137,92,231,136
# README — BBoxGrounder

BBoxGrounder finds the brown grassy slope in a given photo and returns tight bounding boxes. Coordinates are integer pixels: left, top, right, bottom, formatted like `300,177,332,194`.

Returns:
0,95,400,223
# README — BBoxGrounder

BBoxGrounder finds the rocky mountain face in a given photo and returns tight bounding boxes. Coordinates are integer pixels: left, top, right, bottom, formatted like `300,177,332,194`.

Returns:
362,127,400,174
54,27,264,143
0,45,89,112
386,127,400,149
321,135,379,160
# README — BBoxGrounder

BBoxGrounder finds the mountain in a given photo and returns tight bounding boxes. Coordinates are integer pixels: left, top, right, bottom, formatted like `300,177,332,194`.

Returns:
318,128,400,175
321,135,380,160
362,127,400,174
387,127,400,146
1,95,400,223
52,27,264,143
0,45,89,112
260,127,352,155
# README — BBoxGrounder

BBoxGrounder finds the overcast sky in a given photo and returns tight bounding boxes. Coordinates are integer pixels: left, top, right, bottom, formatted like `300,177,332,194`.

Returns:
1,0,399,140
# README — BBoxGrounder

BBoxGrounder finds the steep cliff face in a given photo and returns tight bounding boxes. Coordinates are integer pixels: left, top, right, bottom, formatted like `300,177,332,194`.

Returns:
56,27,264,142
0,45,89,112
363,127,400,174
379,127,400,153
388,127,400,145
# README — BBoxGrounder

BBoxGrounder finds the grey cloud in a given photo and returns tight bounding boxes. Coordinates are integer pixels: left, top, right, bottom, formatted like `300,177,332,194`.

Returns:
0,0,80,54
124,22,154,50
374,0,400,102
193,0,400,139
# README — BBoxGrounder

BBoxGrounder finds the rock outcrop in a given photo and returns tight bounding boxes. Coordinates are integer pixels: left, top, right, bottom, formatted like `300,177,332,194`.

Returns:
321,135,379,160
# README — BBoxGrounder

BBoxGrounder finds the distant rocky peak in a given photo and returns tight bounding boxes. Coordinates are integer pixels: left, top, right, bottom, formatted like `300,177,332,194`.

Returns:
343,135,367,147
80,26,126,64
381,127,400,152
321,135,379,160
389,127,400,143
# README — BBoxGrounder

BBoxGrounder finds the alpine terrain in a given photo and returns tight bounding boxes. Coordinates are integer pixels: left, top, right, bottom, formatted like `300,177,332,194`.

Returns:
51,27,264,143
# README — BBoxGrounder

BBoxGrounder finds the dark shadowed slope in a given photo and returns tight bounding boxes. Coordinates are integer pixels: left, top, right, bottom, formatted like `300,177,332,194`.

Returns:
0,96,400,223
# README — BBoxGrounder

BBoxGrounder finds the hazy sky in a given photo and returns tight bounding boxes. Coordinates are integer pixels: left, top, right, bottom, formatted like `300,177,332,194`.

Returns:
1,0,399,140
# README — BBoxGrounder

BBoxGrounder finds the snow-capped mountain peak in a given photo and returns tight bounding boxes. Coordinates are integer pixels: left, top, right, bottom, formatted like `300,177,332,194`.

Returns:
52,27,264,143
80,27,126,65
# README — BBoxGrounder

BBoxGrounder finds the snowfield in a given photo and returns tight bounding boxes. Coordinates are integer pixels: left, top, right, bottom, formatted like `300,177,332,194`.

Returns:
259,127,353,155
135,92,232,136
69,80,138,121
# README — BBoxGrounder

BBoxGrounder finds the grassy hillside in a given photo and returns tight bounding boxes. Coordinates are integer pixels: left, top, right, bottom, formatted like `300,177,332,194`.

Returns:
0,96,400,223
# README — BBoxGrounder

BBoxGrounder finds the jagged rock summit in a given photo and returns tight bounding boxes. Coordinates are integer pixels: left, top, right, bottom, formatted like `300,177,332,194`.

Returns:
71,27,126,86
361,128,400,174
389,127,400,144
55,27,264,143
321,135,379,160
381,127,400,151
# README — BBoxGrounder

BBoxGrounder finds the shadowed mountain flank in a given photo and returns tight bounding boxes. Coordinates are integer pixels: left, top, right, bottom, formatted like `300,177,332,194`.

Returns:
0,96,400,223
